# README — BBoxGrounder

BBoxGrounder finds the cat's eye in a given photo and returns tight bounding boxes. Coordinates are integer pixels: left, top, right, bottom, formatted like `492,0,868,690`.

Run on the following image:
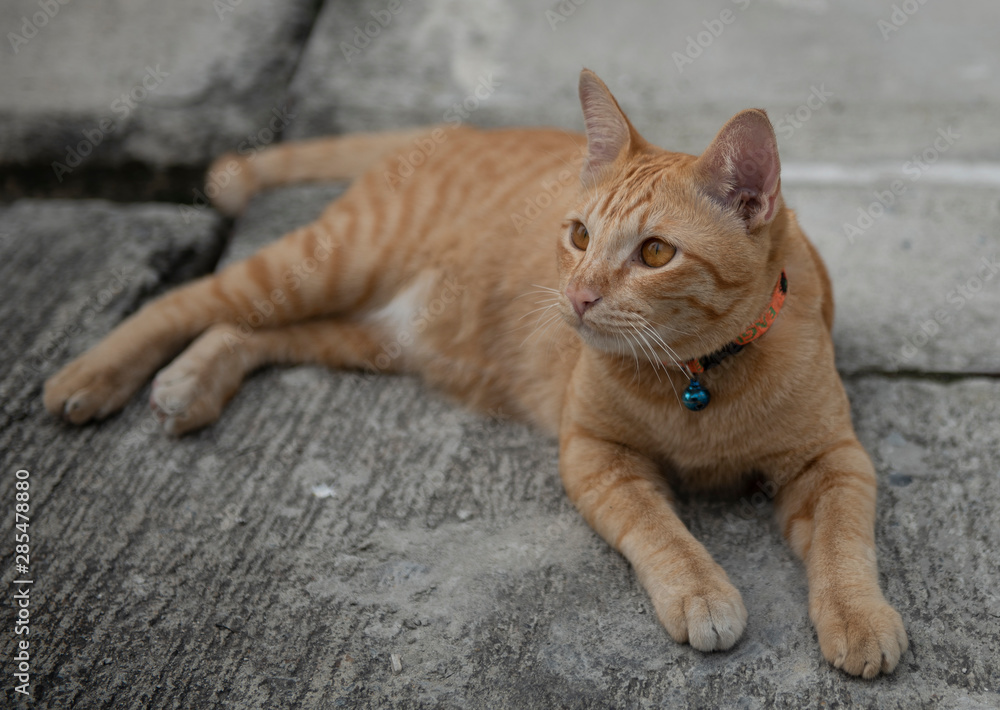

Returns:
640,239,676,268
570,222,589,251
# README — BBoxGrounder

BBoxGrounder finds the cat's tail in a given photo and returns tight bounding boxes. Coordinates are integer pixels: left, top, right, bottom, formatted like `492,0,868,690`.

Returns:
205,127,441,216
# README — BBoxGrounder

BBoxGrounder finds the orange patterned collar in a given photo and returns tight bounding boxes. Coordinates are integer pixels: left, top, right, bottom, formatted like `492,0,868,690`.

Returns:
685,271,788,376
678,271,787,411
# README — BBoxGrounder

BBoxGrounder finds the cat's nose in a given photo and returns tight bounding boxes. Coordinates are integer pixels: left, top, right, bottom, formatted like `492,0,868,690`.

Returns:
566,285,602,318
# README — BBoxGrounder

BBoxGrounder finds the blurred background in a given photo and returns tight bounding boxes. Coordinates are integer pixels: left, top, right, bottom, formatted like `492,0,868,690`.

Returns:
3,0,1000,371
2,2,998,708
4,0,1000,166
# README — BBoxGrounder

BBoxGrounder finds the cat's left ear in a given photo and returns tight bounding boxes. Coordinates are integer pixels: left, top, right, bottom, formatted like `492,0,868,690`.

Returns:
695,109,782,232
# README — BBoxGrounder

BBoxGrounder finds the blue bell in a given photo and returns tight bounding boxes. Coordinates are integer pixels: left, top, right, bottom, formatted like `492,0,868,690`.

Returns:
683,379,710,411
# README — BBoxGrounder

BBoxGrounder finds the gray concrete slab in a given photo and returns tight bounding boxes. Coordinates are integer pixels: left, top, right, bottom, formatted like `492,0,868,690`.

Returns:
3,197,998,708
784,183,1000,375
3,1,1000,706
0,0,317,170
287,0,1000,163
0,199,223,415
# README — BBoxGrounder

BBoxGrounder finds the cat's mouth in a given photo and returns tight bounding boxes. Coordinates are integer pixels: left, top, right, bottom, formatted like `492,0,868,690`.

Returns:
565,310,605,340
569,310,679,365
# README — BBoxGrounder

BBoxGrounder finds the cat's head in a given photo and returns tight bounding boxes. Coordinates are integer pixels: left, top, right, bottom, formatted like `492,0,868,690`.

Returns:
557,69,787,368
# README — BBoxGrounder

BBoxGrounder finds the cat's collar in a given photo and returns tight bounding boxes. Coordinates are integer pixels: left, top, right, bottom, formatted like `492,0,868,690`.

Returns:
678,271,788,411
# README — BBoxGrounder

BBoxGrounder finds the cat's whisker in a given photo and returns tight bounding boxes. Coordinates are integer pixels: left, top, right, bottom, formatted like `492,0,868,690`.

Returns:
647,318,695,337
507,302,562,338
636,325,670,383
604,316,656,375
635,323,686,408
539,313,575,363
619,330,642,384
625,323,662,383
634,322,669,365
652,318,714,357
513,286,564,308
614,332,630,373
606,330,630,375
515,291,561,302
529,308,562,336
639,319,688,379
633,316,685,367
617,316,687,410
516,300,562,322
520,309,563,349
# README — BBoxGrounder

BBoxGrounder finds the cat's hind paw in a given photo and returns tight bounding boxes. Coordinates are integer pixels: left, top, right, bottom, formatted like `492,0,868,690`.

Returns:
150,367,219,437
150,329,246,436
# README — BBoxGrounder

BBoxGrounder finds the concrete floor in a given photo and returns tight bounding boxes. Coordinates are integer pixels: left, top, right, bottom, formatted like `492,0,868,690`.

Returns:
2,1,999,708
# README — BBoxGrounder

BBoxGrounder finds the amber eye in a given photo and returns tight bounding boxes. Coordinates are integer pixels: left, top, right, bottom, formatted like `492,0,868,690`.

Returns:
640,239,676,268
570,222,589,251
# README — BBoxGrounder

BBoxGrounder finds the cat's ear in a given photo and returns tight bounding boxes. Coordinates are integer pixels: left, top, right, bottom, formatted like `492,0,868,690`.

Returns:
695,109,782,231
578,69,641,179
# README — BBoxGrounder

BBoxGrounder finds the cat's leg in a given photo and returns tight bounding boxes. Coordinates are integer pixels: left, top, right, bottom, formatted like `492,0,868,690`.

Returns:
559,432,747,651
773,440,907,677
44,211,377,424
149,319,388,435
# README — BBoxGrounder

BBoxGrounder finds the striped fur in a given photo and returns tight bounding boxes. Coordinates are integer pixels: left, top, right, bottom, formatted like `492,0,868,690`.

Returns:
44,69,905,676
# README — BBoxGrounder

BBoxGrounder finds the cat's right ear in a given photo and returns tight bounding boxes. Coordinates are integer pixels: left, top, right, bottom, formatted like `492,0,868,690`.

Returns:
578,69,639,180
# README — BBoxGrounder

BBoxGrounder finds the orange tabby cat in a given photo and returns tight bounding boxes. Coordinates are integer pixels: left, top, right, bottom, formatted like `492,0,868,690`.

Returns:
44,69,907,677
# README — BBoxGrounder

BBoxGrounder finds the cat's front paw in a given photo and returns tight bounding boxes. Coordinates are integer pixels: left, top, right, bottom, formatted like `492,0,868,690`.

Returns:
648,568,748,651
812,593,908,678
44,353,142,424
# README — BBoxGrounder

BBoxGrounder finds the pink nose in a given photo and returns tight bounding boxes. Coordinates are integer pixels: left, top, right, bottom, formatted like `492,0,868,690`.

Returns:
566,284,602,318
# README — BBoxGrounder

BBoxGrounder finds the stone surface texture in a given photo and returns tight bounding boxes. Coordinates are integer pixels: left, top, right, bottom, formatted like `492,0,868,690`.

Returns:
2,0,999,708
0,0,318,169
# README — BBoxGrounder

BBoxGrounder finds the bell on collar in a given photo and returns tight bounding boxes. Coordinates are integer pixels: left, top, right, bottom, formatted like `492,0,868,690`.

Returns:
683,379,710,411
